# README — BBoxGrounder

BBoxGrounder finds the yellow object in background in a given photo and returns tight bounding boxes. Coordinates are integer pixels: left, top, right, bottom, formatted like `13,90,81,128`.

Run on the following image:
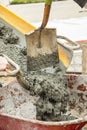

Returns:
0,5,70,68
0,5,35,34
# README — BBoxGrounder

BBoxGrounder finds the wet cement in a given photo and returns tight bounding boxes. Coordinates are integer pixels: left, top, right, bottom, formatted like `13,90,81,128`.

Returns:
0,22,19,44
0,80,37,120
0,21,77,121
27,52,58,71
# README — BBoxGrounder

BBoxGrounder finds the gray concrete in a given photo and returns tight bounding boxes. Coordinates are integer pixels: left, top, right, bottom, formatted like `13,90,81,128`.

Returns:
6,0,87,24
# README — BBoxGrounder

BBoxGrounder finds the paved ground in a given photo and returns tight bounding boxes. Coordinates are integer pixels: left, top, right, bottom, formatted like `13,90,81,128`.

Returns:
4,0,87,23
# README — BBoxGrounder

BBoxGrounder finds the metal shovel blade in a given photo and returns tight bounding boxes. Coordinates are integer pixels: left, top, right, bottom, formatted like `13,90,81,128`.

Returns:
25,28,59,71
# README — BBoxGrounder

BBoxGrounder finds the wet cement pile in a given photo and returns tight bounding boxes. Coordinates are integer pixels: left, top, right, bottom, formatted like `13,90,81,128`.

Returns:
0,22,19,45
0,22,77,121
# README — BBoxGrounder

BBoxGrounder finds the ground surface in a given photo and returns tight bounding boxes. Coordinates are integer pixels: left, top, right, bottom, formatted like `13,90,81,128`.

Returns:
6,0,87,24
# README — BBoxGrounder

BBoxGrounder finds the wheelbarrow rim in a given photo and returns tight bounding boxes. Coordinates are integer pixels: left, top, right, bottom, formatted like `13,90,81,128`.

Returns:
0,111,87,126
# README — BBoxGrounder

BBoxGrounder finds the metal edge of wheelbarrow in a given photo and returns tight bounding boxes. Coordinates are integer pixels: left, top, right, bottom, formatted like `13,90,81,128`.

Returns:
0,81,87,130
0,113,87,126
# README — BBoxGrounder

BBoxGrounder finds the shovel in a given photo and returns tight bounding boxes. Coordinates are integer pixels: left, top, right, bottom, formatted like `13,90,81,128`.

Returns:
25,0,59,71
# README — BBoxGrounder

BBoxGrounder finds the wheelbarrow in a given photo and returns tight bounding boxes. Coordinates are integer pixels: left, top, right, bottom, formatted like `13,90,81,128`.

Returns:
0,79,87,130
0,39,87,130
0,54,20,77
0,54,20,87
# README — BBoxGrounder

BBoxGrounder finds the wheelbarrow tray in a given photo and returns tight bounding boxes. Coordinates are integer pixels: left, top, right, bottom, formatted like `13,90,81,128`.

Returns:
0,78,87,130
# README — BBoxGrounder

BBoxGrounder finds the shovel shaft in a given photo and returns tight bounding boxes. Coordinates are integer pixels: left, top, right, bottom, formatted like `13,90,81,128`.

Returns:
40,0,52,29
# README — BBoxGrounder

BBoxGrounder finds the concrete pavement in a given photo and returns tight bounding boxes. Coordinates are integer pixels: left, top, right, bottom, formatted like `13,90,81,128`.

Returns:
5,0,87,24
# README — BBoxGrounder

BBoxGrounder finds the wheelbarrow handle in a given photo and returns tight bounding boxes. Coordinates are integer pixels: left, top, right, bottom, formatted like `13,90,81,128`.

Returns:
3,54,20,76
57,35,80,50
40,0,52,29
0,54,20,76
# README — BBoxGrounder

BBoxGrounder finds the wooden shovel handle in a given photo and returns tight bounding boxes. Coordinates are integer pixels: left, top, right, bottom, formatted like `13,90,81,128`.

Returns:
82,45,87,74
40,0,52,29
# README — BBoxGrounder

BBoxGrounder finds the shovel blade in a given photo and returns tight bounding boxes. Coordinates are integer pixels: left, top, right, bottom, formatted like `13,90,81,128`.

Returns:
25,28,59,71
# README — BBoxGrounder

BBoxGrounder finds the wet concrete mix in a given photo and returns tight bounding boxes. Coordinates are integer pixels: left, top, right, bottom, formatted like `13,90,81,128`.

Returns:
0,21,77,121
